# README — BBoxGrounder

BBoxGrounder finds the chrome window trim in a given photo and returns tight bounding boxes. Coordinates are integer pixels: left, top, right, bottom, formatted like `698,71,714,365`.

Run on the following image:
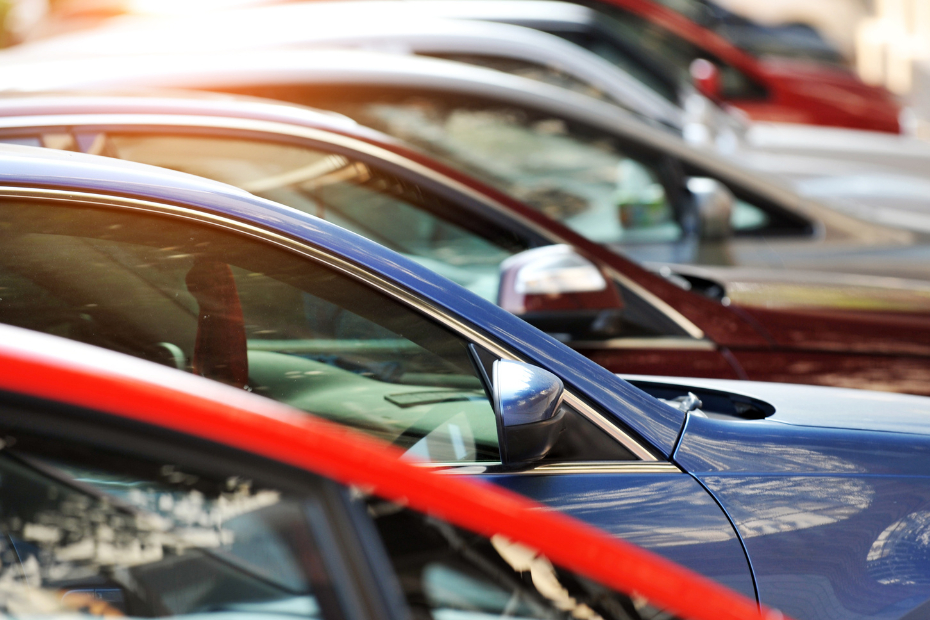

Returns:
0,112,705,340
0,185,659,463
423,462,681,475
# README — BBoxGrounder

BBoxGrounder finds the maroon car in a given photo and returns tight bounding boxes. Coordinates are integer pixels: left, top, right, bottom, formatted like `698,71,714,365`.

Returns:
1,93,928,394
577,0,903,132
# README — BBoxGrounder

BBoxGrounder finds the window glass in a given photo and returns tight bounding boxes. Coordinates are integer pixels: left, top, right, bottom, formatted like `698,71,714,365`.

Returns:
0,200,499,463
366,497,676,620
731,197,770,231
426,53,615,104
551,30,680,103
103,134,528,304
0,440,330,620
330,99,680,246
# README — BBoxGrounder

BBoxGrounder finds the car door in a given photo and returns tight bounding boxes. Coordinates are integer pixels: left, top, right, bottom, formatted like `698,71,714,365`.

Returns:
0,123,750,380
0,184,755,600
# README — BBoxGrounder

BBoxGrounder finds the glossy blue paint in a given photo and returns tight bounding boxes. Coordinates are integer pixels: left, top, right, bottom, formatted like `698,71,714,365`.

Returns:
487,472,757,601
676,414,930,619
0,143,685,455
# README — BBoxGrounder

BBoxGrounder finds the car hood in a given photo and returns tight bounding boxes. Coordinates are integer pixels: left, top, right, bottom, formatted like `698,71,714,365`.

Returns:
654,264,930,356
621,374,930,436
759,58,900,129
623,374,930,480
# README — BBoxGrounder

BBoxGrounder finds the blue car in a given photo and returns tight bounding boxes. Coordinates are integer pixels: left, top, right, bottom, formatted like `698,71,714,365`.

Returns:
1,142,929,620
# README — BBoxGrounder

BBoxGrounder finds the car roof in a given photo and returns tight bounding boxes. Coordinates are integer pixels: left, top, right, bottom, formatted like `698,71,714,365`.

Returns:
0,141,685,455
0,90,367,135
0,322,768,620
0,7,680,128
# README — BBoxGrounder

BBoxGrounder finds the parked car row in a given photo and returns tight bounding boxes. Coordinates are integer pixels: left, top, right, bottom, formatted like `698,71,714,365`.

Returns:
0,2,927,620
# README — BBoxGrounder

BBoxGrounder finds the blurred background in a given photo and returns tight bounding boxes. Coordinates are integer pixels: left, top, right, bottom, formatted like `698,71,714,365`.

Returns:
5,0,930,133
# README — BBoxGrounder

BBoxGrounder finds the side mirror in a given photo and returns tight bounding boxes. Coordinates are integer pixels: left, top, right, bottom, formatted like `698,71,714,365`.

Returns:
687,177,734,240
493,360,565,468
497,245,625,341
690,58,722,102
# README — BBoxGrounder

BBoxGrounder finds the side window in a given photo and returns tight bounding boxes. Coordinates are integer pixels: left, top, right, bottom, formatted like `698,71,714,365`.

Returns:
318,97,682,247
365,497,674,620
678,166,814,237
0,435,336,620
426,53,615,104
94,133,532,304
0,200,499,463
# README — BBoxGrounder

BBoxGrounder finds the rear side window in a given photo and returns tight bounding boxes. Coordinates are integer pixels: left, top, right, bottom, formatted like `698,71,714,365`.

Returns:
0,436,336,620
286,94,684,247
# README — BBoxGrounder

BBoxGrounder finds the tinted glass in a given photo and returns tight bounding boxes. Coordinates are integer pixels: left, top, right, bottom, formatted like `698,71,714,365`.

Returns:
0,200,499,463
366,497,678,620
0,437,332,620
322,99,681,246
100,133,529,304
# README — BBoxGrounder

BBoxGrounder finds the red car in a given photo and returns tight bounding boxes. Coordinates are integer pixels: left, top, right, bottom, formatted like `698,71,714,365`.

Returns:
0,322,773,620
576,0,903,132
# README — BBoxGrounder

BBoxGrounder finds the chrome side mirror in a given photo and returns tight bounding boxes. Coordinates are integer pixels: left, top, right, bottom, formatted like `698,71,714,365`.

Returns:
687,177,734,240
493,360,566,468
497,245,623,314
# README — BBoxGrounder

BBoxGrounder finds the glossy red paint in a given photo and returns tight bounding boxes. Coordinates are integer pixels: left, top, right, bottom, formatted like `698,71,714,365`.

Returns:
735,306,930,357
0,329,773,620
731,349,930,396
581,347,745,379
589,0,901,132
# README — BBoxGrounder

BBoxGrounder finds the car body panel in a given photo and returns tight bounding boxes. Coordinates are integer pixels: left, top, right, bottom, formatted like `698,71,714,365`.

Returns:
621,374,930,435
620,373,930,617
676,416,930,620
487,471,757,600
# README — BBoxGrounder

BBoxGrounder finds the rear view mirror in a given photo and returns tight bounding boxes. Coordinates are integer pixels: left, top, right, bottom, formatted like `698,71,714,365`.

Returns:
687,177,734,240
497,245,626,341
493,360,566,468
690,58,722,101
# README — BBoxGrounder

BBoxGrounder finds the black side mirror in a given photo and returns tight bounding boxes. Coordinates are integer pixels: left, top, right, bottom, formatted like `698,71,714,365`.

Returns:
492,360,566,469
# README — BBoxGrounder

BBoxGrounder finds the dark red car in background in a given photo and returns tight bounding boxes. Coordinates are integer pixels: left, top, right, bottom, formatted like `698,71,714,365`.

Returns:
570,0,902,132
